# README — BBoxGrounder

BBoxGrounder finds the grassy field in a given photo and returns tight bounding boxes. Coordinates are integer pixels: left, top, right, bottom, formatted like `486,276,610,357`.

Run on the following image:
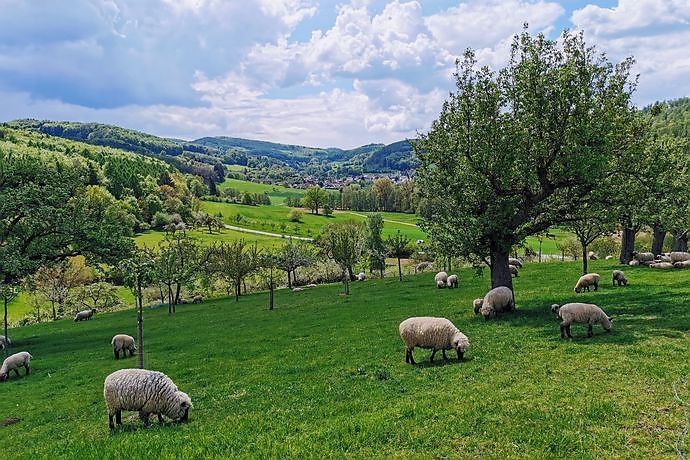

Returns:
201,201,427,241
218,178,306,205
525,228,572,256
2,260,688,458
134,228,283,249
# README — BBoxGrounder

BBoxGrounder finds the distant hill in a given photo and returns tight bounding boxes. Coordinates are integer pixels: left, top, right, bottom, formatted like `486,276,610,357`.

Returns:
4,119,418,175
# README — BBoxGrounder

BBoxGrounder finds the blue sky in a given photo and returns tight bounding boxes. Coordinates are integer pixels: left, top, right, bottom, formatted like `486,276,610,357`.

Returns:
1,0,688,148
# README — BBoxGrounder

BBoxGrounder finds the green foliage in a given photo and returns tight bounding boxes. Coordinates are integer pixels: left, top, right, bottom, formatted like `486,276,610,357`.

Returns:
288,209,304,223
317,221,366,293
366,214,386,276
302,186,329,214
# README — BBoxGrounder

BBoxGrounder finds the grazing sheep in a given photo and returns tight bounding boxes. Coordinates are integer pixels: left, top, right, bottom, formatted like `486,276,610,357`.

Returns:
655,255,672,263
357,272,366,281
649,262,674,269
588,251,598,260
551,303,612,338
632,252,655,265
472,298,483,315
574,273,600,293
434,271,448,286
399,317,470,364
446,274,458,289
670,252,690,263
612,270,628,287
628,259,640,266
0,351,32,382
436,280,446,289
605,255,613,260
104,368,192,429
478,286,515,319
674,260,690,269
0,335,10,350
509,265,519,277
414,262,432,274
111,334,136,360
192,295,203,304
305,283,318,288
292,287,304,292
508,257,523,268
74,308,97,322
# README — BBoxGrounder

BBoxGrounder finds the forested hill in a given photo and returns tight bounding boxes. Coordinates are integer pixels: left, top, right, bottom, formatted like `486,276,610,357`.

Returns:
646,97,690,138
4,119,417,174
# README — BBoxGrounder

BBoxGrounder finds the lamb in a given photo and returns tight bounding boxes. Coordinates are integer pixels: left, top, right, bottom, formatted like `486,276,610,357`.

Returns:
399,317,470,364
0,335,10,350
632,252,655,265
574,273,600,293
473,298,483,314
649,262,674,269
446,274,458,289
476,286,515,319
628,259,640,266
551,303,612,338
357,272,366,281
670,252,690,263
509,265,519,278
111,334,136,360
508,257,523,268
74,308,97,321
674,260,690,269
612,270,628,287
434,271,448,286
0,351,32,382
104,368,192,429
588,251,598,260
192,295,204,304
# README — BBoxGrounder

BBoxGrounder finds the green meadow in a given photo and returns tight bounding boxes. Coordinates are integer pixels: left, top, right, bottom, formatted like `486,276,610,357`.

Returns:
2,260,688,458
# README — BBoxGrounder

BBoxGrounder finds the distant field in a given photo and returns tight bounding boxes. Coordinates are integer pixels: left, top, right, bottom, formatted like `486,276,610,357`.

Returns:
3,260,688,457
201,201,427,241
135,228,283,249
218,179,306,205
524,228,573,256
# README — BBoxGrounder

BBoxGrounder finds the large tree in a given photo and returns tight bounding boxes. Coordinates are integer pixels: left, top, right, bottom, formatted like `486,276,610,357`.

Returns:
302,186,328,215
416,29,643,289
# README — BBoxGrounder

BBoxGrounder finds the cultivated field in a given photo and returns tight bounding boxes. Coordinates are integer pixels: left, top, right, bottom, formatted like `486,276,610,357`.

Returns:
2,260,688,458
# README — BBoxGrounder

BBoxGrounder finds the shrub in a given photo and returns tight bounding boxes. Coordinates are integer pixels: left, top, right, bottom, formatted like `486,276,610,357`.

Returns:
590,235,619,257
288,209,304,223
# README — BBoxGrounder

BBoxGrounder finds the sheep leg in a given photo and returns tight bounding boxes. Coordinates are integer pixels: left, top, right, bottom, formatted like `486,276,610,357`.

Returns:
457,350,464,361
13,368,20,377
594,282,598,291
157,414,164,424
566,325,573,338
587,324,593,338
408,349,416,365
139,411,150,426
430,349,437,362
114,349,120,360
109,414,115,430
24,364,29,375
442,349,448,360
115,410,122,426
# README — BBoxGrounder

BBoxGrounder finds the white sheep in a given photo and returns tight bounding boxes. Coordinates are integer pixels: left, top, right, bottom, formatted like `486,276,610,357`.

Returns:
192,295,204,304
655,255,672,263
436,280,446,289
472,298,483,314
357,272,366,281
305,283,318,288
605,255,613,260
509,265,519,277
670,252,690,263
612,270,628,287
104,368,192,429
0,351,32,382
74,308,97,322
588,251,598,260
0,335,10,350
508,257,523,268
399,317,470,364
446,274,458,289
632,252,655,265
414,262,432,274
551,303,612,338
574,273,600,293
476,286,515,319
434,271,448,287
628,259,640,266
292,287,304,292
674,260,690,269
649,262,674,269
112,334,136,360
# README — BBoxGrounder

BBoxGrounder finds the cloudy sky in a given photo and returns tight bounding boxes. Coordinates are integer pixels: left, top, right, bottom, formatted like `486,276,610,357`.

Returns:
1,0,689,148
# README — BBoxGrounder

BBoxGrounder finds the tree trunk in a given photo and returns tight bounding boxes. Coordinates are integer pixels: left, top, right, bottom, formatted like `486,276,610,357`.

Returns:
489,245,513,290
673,231,689,252
51,300,56,321
347,266,355,282
397,257,403,281
581,243,588,275
269,269,274,310
651,225,666,255
539,240,543,263
174,283,182,306
137,281,144,369
343,271,350,295
619,227,636,264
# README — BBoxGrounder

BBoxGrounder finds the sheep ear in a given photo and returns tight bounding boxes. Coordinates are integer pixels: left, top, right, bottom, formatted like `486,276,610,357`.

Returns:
608,316,613,322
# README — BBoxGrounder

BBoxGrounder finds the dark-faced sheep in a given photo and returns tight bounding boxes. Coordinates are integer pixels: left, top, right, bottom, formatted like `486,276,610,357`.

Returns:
0,352,32,382
551,303,612,338
574,274,600,293
74,308,96,321
612,270,628,286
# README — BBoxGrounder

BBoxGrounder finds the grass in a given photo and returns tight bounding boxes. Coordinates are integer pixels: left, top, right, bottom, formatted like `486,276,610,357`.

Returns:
218,178,306,205
201,201,427,241
2,259,689,458
525,227,572,256
134,228,283,249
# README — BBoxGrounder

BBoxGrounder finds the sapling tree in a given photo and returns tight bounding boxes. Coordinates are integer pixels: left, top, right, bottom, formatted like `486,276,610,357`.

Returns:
386,230,413,281
120,248,155,369
318,221,366,295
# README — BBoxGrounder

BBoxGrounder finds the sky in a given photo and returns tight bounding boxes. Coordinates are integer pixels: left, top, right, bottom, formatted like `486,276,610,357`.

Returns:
0,0,689,148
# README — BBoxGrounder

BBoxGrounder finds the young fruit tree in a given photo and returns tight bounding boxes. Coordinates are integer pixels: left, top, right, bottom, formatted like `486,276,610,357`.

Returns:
416,29,643,290
318,221,366,295
120,247,155,369
386,230,412,281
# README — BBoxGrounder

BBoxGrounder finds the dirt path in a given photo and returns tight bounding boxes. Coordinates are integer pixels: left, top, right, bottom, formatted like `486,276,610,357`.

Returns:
224,224,313,241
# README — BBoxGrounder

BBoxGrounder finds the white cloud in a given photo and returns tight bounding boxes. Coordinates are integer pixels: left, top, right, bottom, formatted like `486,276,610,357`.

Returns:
572,0,690,36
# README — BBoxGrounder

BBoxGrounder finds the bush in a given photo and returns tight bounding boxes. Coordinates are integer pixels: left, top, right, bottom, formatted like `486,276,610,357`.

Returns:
590,235,619,257
556,237,580,260
152,211,172,230
288,209,303,223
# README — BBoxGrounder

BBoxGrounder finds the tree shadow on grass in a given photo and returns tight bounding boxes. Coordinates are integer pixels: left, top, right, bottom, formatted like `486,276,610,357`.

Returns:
411,355,475,368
